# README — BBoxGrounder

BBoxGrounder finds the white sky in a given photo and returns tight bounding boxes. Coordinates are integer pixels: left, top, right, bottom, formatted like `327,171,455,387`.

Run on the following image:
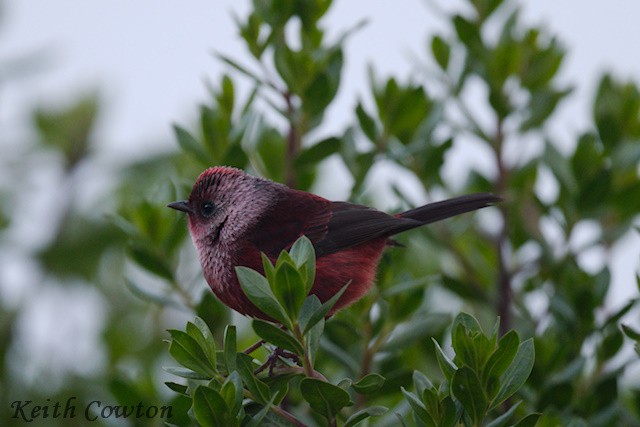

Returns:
3,1,640,153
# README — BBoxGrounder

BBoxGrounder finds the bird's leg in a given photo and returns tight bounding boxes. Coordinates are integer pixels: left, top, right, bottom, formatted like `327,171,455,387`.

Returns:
254,347,301,376
269,348,300,377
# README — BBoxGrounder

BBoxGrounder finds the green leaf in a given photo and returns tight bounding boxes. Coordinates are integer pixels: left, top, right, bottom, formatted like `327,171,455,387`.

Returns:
300,378,352,421
128,245,174,281
473,0,504,20
186,318,217,370
344,406,388,427
513,413,541,427
303,48,344,121
401,387,436,427
431,35,450,69
252,319,304,355
450,312,488,363
173,124,207,161
296,137,341,167
521,37,565,89
383,313,451,351
164,381,188,396
356,102,379,142
452,323,481,371
492,338,535,407
192,385,232,425
273,42,303,94
217,74,235,115
298,295,322,333
272,261,307,320
489,40,521,87
261,253,276,284
440,396,457,427
453,15,484,59
275,249,296,269
485,401,521,427
221,371,243,415
452,312,484,336
483,330,519,396
301,283,349,334
521,88,572,131
236,266,292,328
219,380,236,414
289,235,316,294
163,366,209,380
394,413,410,427
34,93,98,169
244,396,275,427
124,278,180,308
440,274,488,302
452,367,487,425
224,325,237,373
597,327,624,361
422,387,443,425
604,298,639,328
236,353,270,404
338,378,353,390
544,140,578,196
594,74,640,149
352,373,385,394
433,338,457,381
215,53,262,84
622,323,640,341
412,370,434,396
167,330,216,378
305,318,324,364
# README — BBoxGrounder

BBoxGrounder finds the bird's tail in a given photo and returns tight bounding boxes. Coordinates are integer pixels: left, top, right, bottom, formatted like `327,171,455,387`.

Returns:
399,193,502,225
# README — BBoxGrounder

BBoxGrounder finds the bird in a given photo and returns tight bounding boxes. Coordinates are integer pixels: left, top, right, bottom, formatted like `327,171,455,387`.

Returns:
168,166,501,320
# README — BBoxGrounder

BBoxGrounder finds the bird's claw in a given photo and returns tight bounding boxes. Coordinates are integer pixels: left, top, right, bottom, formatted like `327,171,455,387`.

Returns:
254,347,300,377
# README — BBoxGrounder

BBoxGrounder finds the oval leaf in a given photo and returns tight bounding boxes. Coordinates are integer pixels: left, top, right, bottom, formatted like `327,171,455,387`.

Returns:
353,373,385,394
483,330,519,394
452,366,487,425
300,378,352,420
167,330,216,378
492,338,535,407
223,325,237,373
344,406,388,427
272,261,306,320
192,385,231,426
236,266,291,328
401,387,435,427
252,319,304,355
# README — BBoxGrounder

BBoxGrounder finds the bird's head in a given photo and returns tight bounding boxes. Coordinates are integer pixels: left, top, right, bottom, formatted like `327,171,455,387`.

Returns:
167,166,281,247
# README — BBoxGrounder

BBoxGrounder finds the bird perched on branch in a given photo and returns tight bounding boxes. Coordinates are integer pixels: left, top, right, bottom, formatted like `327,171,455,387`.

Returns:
168,166,500,320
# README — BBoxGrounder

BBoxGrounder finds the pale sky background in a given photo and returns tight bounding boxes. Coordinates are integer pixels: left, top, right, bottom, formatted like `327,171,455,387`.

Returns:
1,0,640,387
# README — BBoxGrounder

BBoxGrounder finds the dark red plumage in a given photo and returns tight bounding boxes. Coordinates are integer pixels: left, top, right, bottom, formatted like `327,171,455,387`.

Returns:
168,166,501,320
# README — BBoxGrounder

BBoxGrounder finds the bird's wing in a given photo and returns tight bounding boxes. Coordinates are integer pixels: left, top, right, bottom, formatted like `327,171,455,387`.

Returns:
315,194,502,256
249,192,500,258
248,189,333,258
313,202,420,256
249,191,419,258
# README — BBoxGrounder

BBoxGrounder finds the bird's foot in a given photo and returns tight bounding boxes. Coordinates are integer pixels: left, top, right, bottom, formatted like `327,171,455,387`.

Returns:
255,347,300,377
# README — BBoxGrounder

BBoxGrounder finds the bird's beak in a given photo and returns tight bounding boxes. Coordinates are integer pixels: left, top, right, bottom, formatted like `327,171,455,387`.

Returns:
167,200,194,214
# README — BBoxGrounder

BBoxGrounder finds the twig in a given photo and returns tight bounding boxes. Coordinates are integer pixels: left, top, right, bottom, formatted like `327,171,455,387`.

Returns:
493,117,512,335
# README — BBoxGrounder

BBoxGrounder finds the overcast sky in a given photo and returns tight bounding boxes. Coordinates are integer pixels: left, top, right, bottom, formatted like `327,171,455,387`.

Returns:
3,0,640,153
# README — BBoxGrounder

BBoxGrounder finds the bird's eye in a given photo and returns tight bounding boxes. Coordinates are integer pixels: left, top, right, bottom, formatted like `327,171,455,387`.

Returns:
200,201,216,217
